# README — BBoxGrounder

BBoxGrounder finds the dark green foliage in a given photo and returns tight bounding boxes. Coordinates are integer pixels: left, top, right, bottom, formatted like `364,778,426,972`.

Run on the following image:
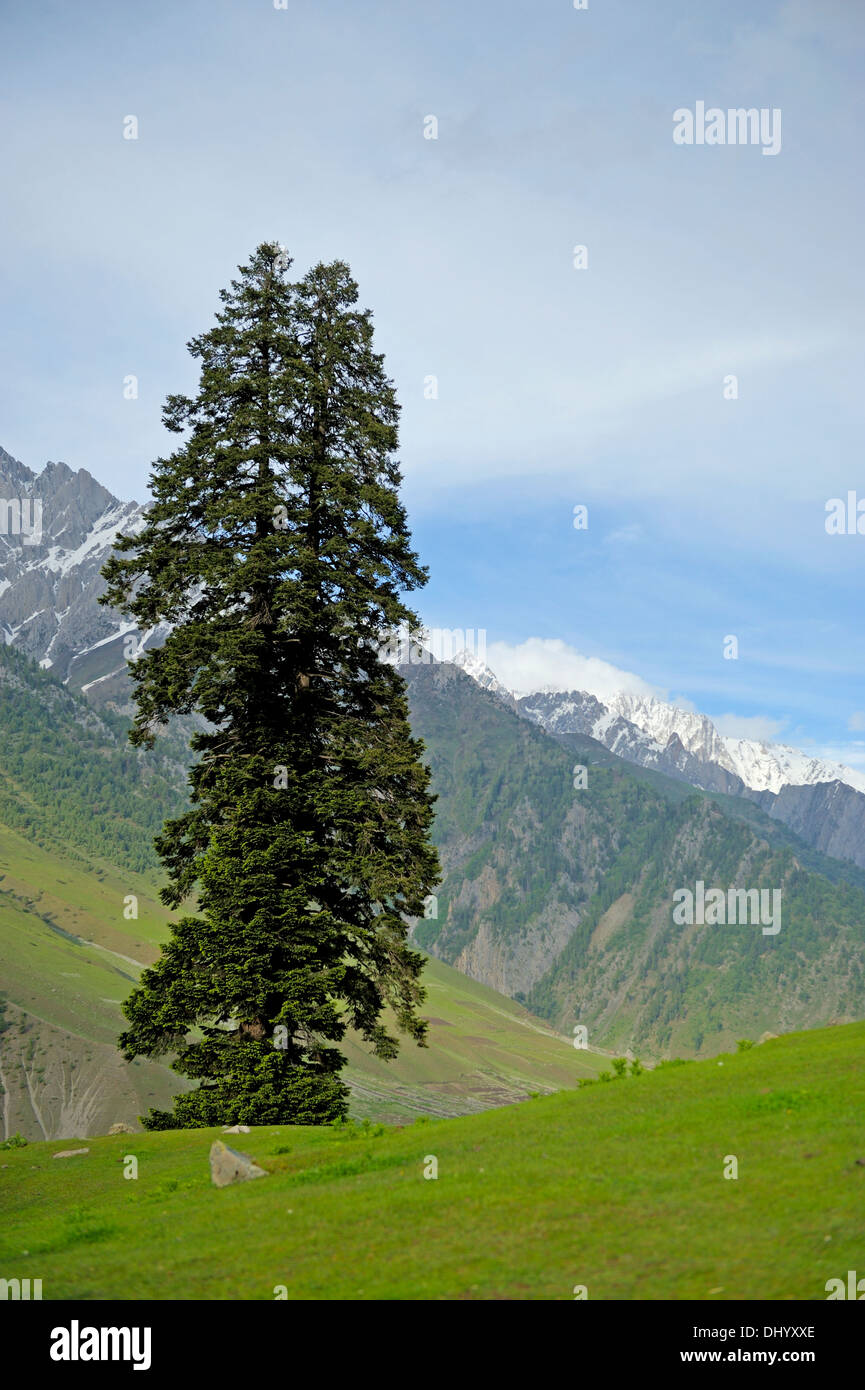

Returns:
0,1132,28,1150
100,244,440,1128
142,1045,349,1128
0,645,185,874
581,1058,643,1087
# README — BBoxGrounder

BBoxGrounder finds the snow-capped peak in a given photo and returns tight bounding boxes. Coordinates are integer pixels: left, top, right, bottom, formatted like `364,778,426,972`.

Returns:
607,692,732,771
449,649,511,699
450,652,865,797
604,691,865,795
719,738,865,797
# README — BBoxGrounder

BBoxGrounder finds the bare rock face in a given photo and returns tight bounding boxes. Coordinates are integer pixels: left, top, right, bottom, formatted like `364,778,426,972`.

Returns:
209,1140,267,1188
0,446,146,698
762,779,865,872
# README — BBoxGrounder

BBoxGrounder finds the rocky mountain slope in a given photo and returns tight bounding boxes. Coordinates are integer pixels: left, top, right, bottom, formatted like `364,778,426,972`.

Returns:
404,661,865,1054
607,689,865,795
451,655,865,872
0,446,148,702
500,671,865,800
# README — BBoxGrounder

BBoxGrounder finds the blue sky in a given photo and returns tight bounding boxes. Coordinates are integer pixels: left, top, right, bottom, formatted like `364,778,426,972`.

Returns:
2,0,864,763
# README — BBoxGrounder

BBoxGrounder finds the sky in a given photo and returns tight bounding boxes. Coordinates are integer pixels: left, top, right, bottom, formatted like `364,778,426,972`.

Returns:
1,0,864,764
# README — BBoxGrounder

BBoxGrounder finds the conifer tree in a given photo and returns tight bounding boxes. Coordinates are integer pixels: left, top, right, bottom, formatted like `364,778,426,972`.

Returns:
101,243,440,1127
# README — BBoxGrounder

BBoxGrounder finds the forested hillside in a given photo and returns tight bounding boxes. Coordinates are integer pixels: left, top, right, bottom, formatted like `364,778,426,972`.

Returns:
404,662,865,1054
0,650,603,1138
2,646,865,1138
0,645,187,874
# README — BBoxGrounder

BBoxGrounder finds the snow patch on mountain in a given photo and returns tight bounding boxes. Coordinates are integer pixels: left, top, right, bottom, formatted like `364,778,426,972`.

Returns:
0,448,147,693
721,738,865,796
450,650,865,797
450,649,512,701
606,691,865,795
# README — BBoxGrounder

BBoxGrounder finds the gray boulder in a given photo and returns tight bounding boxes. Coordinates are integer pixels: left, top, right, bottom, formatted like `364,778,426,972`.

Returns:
209,1140,267,1188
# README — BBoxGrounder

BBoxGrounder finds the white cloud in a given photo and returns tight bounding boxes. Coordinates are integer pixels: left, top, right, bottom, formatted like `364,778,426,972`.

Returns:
807,743,865,775
712,713,787,741
603,523,644,547
485,638,664,700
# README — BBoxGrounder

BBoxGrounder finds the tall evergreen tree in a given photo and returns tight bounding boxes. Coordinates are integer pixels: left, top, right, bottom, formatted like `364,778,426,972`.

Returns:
101,243,440,1127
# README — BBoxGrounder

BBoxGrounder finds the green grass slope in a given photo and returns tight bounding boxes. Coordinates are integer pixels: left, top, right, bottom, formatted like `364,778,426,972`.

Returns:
340,956,603,1121
0,822,183,1139
2,1021,862,1300
0,818,603,1138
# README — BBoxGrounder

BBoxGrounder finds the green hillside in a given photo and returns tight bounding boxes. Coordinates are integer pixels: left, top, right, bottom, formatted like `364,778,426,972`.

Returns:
340,955,603,1122
404,663,865,1053
0,816,602,1138
0,647,604,1137
2,1021,863,1300
0,644,186,875
0,819,184,1139
3,644,865,1138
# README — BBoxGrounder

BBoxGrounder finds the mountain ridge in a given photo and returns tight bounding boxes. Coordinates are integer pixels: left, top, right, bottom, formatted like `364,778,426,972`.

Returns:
0,447,146,696
403,660,865,1053
450,653,865,873
451,652,865,797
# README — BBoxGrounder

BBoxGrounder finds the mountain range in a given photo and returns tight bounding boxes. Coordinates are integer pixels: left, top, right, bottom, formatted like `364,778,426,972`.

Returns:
452,650,865,872
3,442,862,817
403,659,865,1053
0,446,149,704
454,649,865,796
2,448,865,1135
